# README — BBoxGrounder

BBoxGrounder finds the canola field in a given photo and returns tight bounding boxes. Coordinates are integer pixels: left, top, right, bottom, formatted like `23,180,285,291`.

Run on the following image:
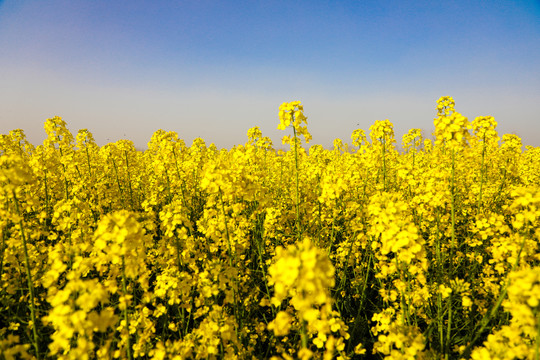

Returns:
1,96,539,360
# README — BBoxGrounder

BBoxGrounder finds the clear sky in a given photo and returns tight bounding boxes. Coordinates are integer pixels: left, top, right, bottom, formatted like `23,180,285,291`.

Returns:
1,0,539,150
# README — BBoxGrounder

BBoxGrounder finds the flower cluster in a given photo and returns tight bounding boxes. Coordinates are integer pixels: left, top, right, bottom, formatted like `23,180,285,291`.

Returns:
278,101,312,144
268,237,350,359
434,96,471,150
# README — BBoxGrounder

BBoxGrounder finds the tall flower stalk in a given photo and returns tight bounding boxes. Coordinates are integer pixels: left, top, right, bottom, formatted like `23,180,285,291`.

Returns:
433,96,471,359
277,101,311,239
369,119,395,192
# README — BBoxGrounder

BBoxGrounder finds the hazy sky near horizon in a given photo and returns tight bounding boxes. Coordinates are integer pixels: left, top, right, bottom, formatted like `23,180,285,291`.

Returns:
1,0,539,150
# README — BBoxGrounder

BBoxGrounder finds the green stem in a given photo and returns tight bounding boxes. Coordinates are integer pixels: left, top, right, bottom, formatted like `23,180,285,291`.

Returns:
394,257,411,326
382,137,387,191
164,169,173,204
172,148,195,232
13,191,40,359
174,234,183,271
450,149,456,255
172,148,190,213
0,229,7,298
292,127,301,239
85,146,93,179
218,189,234,266
121,255,133,360
301,321,308,349
445,294,452,359
438,293,444,353
446,149,457,358
57,138,70,200
435,211,445,353
317,199,322,247
124,150,135,210
172,231,188,338
477,136,486,213
328,206,336,255
535,308,540,360
111,157,125,208
43,170,51,229
254,216,275,318
494,161,508,206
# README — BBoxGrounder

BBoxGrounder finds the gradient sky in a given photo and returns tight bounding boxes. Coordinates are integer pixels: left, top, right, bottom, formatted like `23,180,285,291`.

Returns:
1,0,539,150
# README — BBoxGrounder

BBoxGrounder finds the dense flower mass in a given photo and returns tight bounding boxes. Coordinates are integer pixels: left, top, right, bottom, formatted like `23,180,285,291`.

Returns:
0,96,539,359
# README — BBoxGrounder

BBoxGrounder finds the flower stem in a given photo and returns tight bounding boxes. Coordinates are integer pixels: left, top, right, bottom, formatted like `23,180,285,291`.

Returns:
111,157,125,208
535,308,539,360
292,126,301,239
218,189,233,266
445,149,457,359
121,255,133,360
477,135,486,213
382,137,387,191
124,150,135,210
13,191,40,359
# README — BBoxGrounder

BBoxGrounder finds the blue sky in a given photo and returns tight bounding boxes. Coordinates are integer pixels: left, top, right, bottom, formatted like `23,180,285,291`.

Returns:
1,0,539,150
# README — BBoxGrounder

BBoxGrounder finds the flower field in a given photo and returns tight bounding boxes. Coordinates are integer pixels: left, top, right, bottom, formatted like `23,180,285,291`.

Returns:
1,96,539,359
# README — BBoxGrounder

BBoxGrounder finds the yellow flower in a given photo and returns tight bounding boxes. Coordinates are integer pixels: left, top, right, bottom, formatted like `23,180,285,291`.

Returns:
268,311,293,336
277,101,312,143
